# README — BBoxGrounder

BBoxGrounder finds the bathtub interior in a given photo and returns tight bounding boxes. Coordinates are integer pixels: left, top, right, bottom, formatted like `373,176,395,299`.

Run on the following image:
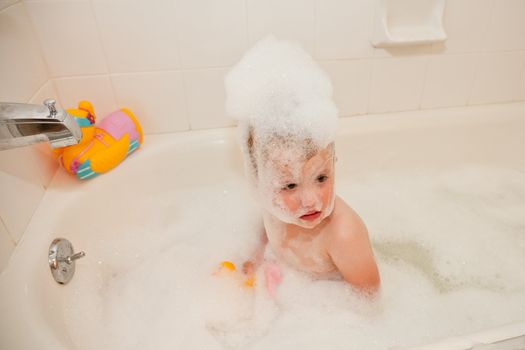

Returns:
2,104,525,349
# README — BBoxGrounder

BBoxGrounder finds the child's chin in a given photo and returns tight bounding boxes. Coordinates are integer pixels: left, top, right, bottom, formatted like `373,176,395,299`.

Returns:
296,217,322,228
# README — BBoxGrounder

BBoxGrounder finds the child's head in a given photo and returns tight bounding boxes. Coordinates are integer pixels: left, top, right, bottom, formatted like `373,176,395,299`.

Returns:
225,36,338,227
249,128,336,227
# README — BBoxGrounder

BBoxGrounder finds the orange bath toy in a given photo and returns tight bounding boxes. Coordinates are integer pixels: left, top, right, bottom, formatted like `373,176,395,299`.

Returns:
215,261,255,288
54,101,143,180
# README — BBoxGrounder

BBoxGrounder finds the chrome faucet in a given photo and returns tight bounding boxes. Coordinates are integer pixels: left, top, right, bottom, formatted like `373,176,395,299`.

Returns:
0,99,82,151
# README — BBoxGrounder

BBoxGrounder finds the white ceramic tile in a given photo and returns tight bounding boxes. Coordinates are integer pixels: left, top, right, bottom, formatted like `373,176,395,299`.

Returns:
470,52,525,105
28,81,61,187
0,3,48,102
0,147,45,243
54,75,117,119
91,0,180,73
183,68,234,129
25,1,107,77
111,71,189,134
315,0,374,59
369,57,428,114
175,0,247,68
421,54,478,109
319,60,372,116
0,219,15,272
247,0,315,55
485,0,525,52
0,0,17,11
432,0,493,54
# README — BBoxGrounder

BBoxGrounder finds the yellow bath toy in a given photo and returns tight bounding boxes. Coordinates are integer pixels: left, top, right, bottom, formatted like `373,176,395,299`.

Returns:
54,101,143,180
215,261,255,288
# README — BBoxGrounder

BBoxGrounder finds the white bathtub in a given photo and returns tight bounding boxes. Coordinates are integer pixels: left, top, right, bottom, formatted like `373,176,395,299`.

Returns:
1,102,524,349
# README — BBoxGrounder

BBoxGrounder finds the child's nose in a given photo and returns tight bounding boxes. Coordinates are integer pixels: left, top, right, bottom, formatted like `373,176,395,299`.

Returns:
300,188,319,208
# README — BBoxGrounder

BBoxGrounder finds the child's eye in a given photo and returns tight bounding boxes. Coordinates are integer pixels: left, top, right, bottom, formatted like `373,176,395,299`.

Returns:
317,175,328,183
283,183,297,190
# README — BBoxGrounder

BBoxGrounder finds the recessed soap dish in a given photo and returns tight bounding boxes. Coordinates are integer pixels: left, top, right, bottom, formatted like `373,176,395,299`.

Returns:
371,0,447,47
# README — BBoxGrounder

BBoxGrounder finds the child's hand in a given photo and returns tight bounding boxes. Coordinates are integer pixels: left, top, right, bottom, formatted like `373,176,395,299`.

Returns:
242,260,255,276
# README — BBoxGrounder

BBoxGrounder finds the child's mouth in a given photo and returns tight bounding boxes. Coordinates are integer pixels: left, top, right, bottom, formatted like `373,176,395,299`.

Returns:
300,211,321,221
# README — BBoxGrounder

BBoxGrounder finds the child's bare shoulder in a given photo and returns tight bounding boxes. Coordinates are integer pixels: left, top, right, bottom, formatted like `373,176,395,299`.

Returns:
327,196,380,290
329,196,368,241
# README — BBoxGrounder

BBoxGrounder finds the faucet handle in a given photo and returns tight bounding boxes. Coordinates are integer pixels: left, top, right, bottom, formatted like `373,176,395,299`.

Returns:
43,98,57,118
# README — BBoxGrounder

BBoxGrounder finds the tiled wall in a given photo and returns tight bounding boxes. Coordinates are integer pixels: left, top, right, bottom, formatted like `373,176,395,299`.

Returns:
1,0,525,271
0,1,59,271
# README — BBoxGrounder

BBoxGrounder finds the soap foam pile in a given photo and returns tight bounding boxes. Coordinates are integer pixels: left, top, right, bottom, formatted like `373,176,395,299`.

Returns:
62,165,525,350
224,37,338,226
225,36,338,149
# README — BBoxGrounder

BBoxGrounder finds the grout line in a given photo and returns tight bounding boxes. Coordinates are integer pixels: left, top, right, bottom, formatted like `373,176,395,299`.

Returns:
366,57,377,114
20,1,54,89
46,49,525,80
171,0,185,75
514,52,525,101
87,0,118,108
479,0,497,54
179,69,192,131
0,216,17,247
27,79,50,104
418,55,432,109
244,0,250,47
368,100,525,117
51,65,235,80
138,100,525,136
312,0,318,59
0,0,22,13
364,58,374,115
466,53,484,106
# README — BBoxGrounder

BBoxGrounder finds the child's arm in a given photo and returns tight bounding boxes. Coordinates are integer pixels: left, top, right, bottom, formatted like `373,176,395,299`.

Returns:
328,209,380,294
242,231,268,275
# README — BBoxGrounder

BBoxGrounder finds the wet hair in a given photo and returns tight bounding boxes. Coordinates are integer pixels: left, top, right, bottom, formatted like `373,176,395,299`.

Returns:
245,126,329,180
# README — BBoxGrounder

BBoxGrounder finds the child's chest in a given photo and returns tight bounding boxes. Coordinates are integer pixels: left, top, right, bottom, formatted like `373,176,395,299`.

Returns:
267,224,337,276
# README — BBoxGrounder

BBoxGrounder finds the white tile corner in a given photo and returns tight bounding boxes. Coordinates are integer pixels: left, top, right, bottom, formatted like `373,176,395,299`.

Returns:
0,218,15,273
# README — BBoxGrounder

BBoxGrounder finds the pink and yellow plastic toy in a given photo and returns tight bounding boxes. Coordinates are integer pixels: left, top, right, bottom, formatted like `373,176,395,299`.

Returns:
55,101,143,180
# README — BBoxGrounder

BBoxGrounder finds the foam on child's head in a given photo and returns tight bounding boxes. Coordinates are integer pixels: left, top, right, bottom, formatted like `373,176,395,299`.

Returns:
225,36,338,150
225,37,338,227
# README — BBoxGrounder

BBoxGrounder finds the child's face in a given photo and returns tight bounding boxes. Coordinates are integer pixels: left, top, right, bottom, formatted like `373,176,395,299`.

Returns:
260,144,335,228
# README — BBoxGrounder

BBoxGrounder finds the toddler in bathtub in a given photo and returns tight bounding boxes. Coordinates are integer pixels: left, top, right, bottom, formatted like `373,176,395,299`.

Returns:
224,37,380,295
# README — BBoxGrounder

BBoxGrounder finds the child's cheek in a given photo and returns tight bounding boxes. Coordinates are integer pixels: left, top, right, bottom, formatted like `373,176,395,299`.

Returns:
320,180,334,209
280,192,300,214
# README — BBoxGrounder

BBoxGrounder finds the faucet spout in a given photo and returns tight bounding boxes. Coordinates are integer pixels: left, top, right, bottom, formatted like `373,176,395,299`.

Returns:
0,99,82,151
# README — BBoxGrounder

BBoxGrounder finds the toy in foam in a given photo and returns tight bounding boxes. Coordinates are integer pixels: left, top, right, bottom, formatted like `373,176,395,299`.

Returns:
54,101,143,180
215,261,255,288
215,260,283,297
